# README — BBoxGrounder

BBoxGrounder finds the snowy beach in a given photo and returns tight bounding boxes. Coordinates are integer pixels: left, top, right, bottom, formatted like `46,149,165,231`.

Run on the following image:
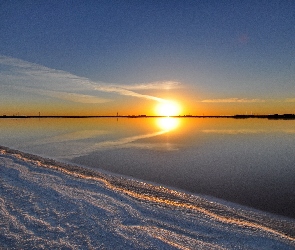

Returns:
1,146,295,249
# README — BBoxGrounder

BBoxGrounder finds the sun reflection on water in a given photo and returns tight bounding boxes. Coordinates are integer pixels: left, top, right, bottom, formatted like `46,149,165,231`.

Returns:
156,118,180,132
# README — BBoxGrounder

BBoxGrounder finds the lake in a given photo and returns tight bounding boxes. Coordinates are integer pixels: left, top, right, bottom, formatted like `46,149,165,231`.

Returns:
1,117,294,219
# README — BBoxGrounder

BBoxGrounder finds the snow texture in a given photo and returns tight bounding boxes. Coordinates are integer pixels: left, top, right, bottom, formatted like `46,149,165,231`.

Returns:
0,146,294,249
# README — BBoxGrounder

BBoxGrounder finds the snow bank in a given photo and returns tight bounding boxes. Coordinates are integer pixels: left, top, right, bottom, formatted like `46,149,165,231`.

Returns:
0,146,294,249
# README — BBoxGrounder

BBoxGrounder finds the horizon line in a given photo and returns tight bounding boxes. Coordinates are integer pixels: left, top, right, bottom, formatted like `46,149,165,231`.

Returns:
1,114,295,119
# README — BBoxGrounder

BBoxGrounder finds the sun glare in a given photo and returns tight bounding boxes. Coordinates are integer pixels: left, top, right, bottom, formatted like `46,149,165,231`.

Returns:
157,117,179,131
156,101,181,117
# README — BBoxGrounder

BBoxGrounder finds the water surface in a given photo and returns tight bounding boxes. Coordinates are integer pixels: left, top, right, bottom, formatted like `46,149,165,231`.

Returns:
1,117,294,219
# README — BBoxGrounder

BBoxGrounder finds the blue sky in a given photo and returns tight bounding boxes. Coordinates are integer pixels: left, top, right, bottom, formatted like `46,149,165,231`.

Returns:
0,1,294,115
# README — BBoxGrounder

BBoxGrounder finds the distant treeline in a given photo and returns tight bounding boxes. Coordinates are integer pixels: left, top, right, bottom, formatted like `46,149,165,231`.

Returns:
1,114,295,119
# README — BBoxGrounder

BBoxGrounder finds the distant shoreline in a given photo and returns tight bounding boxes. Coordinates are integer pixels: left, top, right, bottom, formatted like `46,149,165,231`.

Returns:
1,114,295,119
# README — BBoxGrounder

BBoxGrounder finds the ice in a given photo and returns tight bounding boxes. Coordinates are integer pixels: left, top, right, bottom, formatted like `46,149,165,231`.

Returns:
0,146,294,249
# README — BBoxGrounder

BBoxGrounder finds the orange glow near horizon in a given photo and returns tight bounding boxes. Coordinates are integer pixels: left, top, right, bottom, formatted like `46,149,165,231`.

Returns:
3,94,295,117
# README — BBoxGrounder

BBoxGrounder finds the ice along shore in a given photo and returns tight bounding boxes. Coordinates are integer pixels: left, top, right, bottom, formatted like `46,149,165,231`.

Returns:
1,146,295,249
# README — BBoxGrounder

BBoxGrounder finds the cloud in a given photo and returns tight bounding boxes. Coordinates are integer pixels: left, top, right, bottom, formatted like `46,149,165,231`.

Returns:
19,87,112,104
52,92,111,104
0,55,179,104
114,81,181,90
91,85,167,103
285,98,295,103
201,98,265,103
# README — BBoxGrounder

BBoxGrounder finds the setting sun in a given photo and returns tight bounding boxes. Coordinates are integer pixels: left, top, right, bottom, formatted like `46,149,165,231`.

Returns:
155,101,181,116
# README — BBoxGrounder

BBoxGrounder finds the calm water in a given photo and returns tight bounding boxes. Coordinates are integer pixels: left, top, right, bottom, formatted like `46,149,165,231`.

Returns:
1,117,295,218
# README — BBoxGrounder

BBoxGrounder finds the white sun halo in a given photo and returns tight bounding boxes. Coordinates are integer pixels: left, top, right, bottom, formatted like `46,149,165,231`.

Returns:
156,101,180,116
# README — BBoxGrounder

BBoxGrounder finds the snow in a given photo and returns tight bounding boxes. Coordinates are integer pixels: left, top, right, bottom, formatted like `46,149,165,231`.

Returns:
0,146,294,249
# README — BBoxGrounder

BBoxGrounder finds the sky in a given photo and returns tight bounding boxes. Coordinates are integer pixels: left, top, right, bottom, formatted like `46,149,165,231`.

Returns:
0,0,294,116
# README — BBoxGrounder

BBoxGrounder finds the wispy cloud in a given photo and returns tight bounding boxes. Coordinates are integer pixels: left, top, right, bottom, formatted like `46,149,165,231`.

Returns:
90,85,167,103
201,98,266,103
285,98,295,103
114,81,181,90
0,55,179,104
19,87,112,104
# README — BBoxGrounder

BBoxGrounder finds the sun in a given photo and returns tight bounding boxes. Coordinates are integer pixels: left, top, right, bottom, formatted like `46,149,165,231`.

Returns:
155,101,181,116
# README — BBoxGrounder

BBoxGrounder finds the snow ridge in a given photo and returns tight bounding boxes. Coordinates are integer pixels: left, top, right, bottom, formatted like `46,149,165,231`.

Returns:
1,146,294,249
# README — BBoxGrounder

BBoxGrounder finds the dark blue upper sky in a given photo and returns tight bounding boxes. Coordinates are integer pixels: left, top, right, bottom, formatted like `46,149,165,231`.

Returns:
0,0,294,115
